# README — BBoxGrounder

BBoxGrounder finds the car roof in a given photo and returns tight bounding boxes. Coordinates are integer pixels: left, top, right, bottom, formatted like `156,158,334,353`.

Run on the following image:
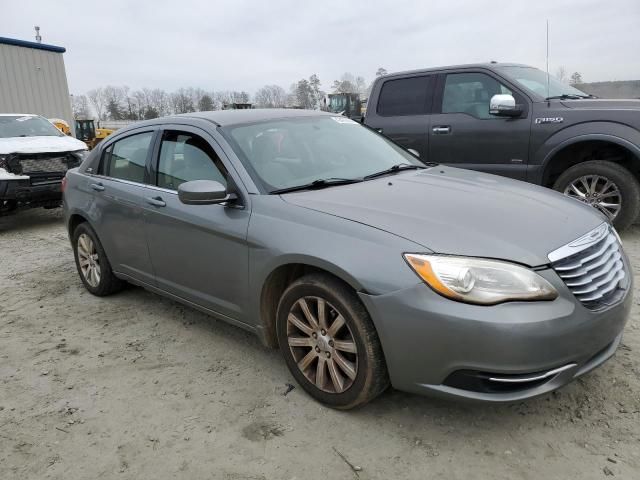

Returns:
378,62,533,79
132,108,335,129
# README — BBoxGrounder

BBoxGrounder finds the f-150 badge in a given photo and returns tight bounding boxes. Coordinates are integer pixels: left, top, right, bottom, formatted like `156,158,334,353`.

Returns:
535,117,564,124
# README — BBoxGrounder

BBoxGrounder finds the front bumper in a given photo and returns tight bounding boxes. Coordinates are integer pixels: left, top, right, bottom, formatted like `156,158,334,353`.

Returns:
0,178,62,209
359,266,632,402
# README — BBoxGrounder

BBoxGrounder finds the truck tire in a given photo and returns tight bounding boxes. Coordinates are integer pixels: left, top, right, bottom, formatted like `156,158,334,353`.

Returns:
553,160,640,231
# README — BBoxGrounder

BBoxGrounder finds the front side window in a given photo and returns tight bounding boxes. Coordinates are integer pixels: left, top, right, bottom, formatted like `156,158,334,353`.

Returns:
442,73,513,119
223,116,423,192
103,131,154,183
377,76,431,116
156,131,227,191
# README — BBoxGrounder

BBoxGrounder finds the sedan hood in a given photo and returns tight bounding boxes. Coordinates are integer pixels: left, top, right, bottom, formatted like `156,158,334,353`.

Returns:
0,135,87,155
282,167,604,267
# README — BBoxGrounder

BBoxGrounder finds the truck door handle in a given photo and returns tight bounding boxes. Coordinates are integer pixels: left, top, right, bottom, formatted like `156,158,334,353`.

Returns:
90,182,105,192
145,196,166,207
432,126,451,134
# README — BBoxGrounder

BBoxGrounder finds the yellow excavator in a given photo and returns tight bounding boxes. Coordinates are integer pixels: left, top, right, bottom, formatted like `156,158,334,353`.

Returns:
75,119,115,150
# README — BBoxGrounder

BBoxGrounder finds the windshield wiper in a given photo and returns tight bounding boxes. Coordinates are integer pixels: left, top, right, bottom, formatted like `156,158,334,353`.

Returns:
363,163,426,180
270,177,362,194
545,93,597,100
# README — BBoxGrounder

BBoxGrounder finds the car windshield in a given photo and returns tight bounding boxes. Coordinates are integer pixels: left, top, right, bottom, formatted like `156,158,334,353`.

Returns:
222,116,425,192
495,66,590,99
0,115,64,139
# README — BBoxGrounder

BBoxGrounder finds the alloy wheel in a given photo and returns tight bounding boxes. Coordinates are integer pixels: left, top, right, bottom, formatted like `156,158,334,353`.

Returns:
77,233,101,288
286,296,358,393
564,175,622,220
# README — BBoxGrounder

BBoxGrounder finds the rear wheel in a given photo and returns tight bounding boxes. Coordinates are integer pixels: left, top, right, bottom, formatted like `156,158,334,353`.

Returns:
276,273,389,409
72,222,124,296
553,160,640,230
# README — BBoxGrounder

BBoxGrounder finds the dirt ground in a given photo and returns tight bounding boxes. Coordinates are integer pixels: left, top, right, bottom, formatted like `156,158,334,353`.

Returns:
1,208,639,480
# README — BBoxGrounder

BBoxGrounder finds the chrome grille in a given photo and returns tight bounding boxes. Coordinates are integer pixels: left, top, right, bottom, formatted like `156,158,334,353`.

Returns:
549,224,627,310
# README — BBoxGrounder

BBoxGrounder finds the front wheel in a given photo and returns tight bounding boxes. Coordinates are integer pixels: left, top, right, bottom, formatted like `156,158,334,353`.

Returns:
276,273,389,409
553,160,640,231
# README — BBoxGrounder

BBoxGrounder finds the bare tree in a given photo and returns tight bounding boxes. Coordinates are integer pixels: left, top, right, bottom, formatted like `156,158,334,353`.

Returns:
375,67,388,77
171,88,195,114
70,94,90,119
570,72,583,85
332,73,357,93
555,66,567,84
254,85,287,108
87,87,106,120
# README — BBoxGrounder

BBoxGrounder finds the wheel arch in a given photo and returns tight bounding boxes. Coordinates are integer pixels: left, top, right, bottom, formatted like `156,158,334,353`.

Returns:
541,133,640,187
256,258,367,349
67,212,90,237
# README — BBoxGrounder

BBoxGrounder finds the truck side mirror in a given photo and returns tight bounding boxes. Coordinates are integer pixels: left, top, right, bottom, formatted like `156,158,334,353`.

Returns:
489,94,523,117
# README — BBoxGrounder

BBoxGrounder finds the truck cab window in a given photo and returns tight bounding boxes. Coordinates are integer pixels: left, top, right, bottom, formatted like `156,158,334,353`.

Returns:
442,73,512,119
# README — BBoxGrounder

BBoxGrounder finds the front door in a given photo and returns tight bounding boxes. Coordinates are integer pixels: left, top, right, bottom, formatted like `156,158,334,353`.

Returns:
428,71,532,180
142,126,251,322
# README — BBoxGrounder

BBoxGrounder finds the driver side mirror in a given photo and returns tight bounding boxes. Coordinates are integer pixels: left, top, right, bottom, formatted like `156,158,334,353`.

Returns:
178,180,237,205
489,94,523,117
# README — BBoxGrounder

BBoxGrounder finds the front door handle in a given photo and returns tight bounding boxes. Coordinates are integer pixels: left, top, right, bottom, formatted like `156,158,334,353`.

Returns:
90,182,105,192
145,196,166,207
432,126,451,134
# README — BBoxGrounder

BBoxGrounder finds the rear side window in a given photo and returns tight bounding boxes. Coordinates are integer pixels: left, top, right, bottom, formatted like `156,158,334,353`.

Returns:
102,132,154,183
156,131,227,191
377,76,431,116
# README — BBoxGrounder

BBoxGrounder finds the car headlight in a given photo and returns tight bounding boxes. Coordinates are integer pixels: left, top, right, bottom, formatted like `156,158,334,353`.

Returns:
404,254,557,305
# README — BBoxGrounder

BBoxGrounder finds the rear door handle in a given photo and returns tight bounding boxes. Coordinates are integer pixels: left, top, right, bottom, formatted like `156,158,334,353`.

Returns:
145,196,166,207
432,126,451,134
90,182,105,192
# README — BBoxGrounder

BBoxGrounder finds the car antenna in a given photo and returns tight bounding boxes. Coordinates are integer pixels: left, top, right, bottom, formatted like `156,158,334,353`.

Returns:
546,19,550,105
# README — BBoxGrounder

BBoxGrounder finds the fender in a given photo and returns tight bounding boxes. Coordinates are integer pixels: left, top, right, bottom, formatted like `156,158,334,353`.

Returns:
529,121,640,184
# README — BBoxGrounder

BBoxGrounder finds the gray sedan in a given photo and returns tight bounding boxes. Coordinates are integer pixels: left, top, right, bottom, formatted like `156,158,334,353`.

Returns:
63,109,631,408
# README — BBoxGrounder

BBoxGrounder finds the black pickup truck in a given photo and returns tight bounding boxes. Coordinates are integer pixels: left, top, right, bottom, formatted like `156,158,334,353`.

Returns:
364,63,640,230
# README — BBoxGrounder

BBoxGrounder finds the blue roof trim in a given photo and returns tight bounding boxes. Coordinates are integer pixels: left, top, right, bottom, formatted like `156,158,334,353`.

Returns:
0,36,66,53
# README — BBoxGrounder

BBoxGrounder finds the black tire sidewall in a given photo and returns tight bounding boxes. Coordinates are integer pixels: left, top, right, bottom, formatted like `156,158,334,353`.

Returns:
72,223,119,296
276,276,383,408
553,161,640,230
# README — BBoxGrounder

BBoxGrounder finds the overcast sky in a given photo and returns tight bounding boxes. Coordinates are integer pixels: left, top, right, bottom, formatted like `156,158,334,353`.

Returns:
2,0,639,95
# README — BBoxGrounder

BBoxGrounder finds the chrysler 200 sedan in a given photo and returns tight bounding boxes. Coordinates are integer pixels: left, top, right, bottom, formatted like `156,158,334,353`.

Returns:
63,109,631,409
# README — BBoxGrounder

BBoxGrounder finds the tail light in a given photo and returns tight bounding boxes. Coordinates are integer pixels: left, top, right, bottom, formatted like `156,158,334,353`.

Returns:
61,175,68,193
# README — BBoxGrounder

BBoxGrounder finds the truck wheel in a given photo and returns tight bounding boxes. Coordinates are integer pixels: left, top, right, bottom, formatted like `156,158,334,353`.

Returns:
276,273,389,409
553,160,640,231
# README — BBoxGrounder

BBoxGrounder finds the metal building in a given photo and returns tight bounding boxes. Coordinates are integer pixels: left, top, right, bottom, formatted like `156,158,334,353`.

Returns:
0,36,74,134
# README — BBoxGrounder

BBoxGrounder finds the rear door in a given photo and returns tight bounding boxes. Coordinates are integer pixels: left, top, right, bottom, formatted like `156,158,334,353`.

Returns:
87,129,157,284
428,70,532,179
142,125,251,322
364,75,435,158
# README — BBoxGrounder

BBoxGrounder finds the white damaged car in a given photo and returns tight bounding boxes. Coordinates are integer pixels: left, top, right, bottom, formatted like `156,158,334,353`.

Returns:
0,114,88,215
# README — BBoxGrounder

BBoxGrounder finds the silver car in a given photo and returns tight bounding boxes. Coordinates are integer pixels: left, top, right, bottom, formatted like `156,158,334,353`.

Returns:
63,110,631,409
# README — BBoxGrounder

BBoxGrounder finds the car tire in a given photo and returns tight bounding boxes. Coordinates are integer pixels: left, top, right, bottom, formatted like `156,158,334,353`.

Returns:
276,273,389,409
72,222,125,296
553,160,640,231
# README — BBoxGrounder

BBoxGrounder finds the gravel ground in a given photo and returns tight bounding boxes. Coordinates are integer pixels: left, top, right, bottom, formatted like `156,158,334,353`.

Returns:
1,208,639,480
